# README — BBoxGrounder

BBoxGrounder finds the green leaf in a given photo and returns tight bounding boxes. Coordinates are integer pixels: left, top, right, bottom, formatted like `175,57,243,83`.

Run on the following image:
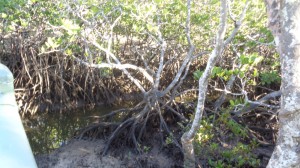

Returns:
253,68,258,77
64,49,72,55
229,100,235,106
240,64,249,72
146,24,159,33
61,18,80,35
45,37,59,49
239,71,245,78
1,13,7,18
90,6,99,14
193,70,204,80
233,69,239,75
253,56,264,65
212,66,222,77
154,0,162,3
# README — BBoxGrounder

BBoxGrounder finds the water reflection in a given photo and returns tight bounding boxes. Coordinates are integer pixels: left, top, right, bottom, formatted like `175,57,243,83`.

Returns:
23,106,115,155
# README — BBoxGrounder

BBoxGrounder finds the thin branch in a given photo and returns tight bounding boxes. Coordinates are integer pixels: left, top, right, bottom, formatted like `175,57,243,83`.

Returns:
161,46,195,96
214,45,242,110
161,0,195,96
169,55,193,104
107,10,122,63
233,90,281,116
72,55,152,82
212,1,250,110
186,0,228,140
186,0,192,46
154,33,166,90
224,0,250,46
134,46,155,75
246,34,275,46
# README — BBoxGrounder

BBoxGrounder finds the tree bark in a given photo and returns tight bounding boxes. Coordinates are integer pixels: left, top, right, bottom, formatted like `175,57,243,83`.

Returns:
265,0,300,167
181,0,228,167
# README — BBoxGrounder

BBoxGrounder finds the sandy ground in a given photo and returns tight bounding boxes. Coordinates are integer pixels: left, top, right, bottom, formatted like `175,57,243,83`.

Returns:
35,139,181,168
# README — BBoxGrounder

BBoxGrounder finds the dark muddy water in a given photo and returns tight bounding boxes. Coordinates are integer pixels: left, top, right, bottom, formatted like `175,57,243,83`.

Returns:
22,106,117,155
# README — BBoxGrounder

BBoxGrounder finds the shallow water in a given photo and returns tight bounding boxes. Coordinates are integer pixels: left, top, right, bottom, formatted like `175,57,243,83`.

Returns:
23,106,116,155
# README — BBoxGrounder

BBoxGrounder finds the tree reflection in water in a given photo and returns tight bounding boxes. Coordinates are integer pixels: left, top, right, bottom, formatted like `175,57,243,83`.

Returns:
23,106,116,155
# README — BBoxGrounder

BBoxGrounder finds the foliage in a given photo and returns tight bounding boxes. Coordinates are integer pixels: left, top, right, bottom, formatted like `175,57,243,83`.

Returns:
193,112,260,168
0,0,280,167
260,71,281,85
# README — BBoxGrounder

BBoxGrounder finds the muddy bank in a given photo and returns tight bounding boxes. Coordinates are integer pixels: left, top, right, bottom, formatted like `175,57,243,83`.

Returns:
35,139,183,168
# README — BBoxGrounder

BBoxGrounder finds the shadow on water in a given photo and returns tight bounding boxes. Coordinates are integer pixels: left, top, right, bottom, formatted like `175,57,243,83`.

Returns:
22,106,117,155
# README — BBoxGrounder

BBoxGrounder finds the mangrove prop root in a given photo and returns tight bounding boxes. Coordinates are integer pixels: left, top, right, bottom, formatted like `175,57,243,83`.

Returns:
74,100,185,155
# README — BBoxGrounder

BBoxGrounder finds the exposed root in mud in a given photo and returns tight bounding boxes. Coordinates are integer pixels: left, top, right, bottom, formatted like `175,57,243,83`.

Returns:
74,98,190,156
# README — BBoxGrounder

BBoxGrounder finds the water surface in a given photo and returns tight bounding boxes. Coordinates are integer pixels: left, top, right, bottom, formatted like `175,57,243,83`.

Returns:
23,106,116,155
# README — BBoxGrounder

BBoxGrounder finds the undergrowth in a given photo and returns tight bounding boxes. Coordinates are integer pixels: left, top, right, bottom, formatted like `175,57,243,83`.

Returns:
192,111,261,168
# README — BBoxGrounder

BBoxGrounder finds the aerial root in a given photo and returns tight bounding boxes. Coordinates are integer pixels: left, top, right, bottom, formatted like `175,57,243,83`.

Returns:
74,100,187,155
157,107,183,152
73,122,119,140
102,117,136,155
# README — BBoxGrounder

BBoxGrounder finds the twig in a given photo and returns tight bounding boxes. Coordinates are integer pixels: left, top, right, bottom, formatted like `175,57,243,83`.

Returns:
232,90,281,116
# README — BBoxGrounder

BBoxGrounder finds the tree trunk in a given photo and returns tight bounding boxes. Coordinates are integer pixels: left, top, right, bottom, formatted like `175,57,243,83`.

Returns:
265,0,300,167
181,0,227,167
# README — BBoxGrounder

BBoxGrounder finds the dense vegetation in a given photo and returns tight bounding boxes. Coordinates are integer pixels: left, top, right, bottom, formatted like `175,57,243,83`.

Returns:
0,0,280,167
